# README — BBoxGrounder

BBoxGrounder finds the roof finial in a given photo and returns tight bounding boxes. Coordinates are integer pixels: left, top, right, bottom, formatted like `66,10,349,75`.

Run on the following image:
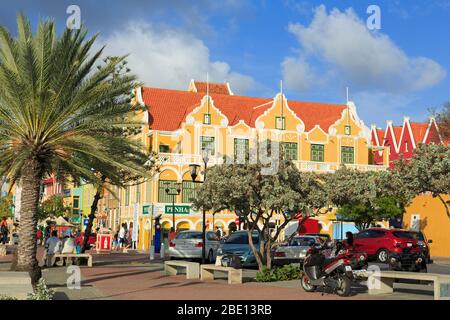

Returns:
346,86,349,103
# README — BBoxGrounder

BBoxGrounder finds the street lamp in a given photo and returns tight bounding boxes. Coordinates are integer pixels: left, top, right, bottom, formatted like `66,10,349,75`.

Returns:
189,148,210,265
164,181,181,228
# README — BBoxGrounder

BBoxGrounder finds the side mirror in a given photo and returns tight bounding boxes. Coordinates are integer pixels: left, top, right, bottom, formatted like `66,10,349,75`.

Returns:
428,239,433,244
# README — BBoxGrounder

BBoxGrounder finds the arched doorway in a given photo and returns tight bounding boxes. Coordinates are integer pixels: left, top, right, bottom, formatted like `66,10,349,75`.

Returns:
176,221,190,231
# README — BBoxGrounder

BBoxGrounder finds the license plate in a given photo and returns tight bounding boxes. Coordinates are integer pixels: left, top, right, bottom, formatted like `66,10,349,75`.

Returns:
407,243,413,247
345,266,352,271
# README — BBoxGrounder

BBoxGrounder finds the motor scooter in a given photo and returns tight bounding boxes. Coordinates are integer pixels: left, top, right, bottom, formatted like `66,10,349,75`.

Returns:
301,241,368,297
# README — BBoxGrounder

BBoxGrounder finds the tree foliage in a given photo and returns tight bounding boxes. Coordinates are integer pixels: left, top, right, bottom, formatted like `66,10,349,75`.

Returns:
435,102,450,140
0,193,13,219
193,160,327,271
37,195,68,221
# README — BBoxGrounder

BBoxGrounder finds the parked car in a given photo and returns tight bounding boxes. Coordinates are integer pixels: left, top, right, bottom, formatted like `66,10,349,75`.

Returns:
75,232,97,248
273,235,321,266
403,230,432,264
353,228,419,263
169,230,220,263
217,231,260,268
303,233,331,244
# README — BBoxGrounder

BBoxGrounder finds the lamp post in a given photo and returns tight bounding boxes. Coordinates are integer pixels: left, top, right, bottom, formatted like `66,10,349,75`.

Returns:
189,148,210,265
164,181,181,228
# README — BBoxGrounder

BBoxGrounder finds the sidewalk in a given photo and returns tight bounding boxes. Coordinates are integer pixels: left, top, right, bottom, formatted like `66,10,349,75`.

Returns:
432,256,450,267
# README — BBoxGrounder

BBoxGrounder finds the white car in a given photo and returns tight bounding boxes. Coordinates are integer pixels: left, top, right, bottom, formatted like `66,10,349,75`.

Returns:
273,236,321,266
168,230,221,263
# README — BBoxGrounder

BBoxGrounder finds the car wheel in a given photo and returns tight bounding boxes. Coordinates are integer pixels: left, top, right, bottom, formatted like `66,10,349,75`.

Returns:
377,249,388,263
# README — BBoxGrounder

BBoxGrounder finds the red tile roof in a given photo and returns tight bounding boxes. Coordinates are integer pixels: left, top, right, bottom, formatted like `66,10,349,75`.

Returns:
141,87,347,132
392,126,403,144
376,129,385,145
194,81,231,95
409,122,429,144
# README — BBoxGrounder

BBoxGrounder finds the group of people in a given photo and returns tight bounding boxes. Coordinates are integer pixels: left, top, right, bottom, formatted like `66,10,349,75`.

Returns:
43,229,78,267
0,217,9,245
112,222,134,250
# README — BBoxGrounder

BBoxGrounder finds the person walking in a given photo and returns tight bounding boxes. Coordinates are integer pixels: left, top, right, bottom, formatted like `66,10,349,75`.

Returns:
126,222,133,249
215,226,223,239
118,223,126,249
0,217,9,245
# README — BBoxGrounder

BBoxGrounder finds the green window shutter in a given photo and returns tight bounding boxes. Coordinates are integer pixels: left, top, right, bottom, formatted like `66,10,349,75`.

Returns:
311,144,324,162
200,136,215,155
158,180,177,203
159,144,170,153
234,138,249,162
341,146,354,164
182,181,198,203
281,142,298,160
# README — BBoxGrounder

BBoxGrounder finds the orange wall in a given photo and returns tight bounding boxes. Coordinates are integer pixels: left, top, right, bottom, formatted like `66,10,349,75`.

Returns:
403,194,450,257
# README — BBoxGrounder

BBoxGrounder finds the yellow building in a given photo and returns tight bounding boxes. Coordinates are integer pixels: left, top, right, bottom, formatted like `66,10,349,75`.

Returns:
116,81,388,250
404,194,450,257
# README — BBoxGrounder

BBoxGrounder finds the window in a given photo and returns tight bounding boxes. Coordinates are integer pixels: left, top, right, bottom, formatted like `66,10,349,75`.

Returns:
182,180,198,203
281,142,298,160
341,146,354,164
224,232,260,244
234,138,249,162
345,125,351,135
203,113,211,125
200,136,215,155
159,144,170,153
311,144,324,162
275,116,286,130
73,196,80,209
405,142,409,152
158,180,178,203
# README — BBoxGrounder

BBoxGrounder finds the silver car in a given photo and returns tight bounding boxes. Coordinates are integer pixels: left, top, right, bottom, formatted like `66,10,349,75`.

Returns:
273,236,320,266
168,230,221,263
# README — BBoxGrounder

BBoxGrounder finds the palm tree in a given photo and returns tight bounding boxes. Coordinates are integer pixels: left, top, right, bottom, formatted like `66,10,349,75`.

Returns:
0,15,149,285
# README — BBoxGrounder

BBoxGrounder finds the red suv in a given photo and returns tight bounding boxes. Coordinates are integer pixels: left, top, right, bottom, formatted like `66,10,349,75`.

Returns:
353,228,419,263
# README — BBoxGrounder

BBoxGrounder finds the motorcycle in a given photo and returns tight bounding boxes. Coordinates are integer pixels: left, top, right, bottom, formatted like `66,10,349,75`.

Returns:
301,241,368,297
388,243,428,272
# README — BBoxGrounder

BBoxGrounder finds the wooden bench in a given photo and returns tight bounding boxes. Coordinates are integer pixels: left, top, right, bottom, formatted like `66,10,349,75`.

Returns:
51,253,93,267
363,271,450,300
200,264,243,285
164,261,200,279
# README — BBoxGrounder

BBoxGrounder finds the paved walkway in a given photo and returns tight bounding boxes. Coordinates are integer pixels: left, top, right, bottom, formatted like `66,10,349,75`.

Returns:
0,246,444,300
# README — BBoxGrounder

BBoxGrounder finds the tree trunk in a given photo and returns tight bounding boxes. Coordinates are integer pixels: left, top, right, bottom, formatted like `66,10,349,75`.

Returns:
265,239,272,270
437,194,450,218
81,175,106,253
247,229,264,272
13,158,44,288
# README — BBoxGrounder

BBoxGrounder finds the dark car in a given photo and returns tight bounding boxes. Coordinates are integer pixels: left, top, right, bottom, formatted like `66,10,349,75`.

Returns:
353,228,419,263
217,231,260,268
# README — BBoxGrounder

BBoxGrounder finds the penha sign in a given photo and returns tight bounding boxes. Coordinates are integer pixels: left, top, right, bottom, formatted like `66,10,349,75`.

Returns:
165,205,190,214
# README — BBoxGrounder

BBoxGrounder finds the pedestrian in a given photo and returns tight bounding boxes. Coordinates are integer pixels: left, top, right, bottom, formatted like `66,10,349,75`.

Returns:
126,222,133,249
168,227,177,243
36,228,43,245
112,230,119,250
118,223,126,249
215,226,222,239
0,217,9,245
345,231,354,249
44,230,62,267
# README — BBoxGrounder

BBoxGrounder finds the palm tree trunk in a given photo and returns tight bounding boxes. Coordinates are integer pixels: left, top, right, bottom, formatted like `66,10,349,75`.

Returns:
14,158,43,288
81,175,106,253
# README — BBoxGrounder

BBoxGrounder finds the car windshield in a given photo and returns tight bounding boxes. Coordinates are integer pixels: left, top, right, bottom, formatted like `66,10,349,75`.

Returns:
225,232,259,244
176,232,202,240
291,237,316,246
393,231,415,239
408,232,425,241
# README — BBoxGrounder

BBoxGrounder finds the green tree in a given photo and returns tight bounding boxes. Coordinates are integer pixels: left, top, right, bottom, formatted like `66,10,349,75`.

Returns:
36,195,68,221
402,144,450,217
0,194,13,219
325,167,409,230
435,103,450,140
193,160,326,271
0,15,150,285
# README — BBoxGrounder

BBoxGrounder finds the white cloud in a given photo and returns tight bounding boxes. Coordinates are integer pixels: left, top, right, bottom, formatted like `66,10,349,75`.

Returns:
282,5,446,93
97,21,254,94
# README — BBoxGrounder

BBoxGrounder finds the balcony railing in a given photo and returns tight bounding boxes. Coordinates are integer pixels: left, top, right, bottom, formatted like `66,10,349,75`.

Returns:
158,153,388,172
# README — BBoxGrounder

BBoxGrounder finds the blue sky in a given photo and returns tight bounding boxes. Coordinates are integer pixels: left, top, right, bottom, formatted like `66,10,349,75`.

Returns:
1,0,449,127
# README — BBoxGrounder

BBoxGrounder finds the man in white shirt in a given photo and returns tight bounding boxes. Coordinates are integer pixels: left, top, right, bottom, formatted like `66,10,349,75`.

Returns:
44,230,62,267
118,224,126,248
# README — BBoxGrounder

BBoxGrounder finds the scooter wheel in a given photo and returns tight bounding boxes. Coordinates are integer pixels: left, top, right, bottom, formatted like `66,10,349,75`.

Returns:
335,275,351,297
301,274,317,292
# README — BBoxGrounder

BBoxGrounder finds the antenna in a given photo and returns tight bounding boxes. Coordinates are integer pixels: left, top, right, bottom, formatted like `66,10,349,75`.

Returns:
346,86,350,125
280,80,284,117
346,86,349,103
206,72,210,113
